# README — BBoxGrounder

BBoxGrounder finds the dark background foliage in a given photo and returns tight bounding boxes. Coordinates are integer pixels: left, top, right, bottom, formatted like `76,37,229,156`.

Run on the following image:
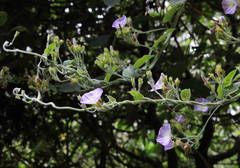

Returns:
0,0,240,168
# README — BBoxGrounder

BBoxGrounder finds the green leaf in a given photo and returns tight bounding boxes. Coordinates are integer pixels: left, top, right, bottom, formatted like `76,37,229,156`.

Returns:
223,69,237,87
153,28,175,48
104,73,112,82
234,74,240,81
134,55,154,68
106,95,117,102
217,84,223,99
163,6,179,23
180,89,191,101
129,90,144,100
18,163,27,168
44,43,56,55
0,11,8,26
122,66,138,78
104,65,118,82
103,0,120,6
63,60,74,66
170,0,187,6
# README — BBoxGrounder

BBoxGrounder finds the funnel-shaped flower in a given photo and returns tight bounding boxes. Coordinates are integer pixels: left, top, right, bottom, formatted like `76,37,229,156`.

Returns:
150,73,165,91
112,15,127,29
80,88,103,104
156,123,174,151
194,98,209,112
176,115,185,123
222,0,238,14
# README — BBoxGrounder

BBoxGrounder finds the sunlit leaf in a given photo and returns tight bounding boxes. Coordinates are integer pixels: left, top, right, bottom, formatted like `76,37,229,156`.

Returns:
134,55,154,68
223,69,237,87
180,89,191,101
129,89,144,100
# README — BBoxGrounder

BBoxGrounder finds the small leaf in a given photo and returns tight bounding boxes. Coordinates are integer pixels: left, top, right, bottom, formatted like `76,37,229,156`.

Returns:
104,73,112,82
0,11,8,26
104,65,118,82
129,90,144,100
234,74,240,81
106,95,116,102
122,65,138,78
223,69,237,87
217,84,223,99
163,6,179,23
134,55,154,68
44,43,56,55
63,60,74,66
153,28,175,48
180,89,191,101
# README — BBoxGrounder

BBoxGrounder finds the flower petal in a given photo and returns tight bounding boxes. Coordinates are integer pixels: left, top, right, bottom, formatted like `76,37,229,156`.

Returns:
151,73,165,91
80,88,103,104
176,115,185,123
194,98,209,112
112,16,127,29
222,0,238,14
156,123,172,146
164,139,174,151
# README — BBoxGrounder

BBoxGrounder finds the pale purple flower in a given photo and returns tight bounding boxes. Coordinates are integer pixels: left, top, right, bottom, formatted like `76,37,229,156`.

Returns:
176,115,185,123
194,98,209,112
112,15,127,29
156,123,174,151
150,73,165,91
80,88,103,104
222,0,238,15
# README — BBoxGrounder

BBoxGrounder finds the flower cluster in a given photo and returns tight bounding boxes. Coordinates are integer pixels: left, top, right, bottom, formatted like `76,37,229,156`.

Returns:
156,97,209,151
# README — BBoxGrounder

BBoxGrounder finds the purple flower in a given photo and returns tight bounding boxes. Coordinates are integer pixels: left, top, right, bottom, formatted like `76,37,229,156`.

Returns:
150,73,165,91
156,123,174,151
80,88,103,104
222,0,238,14
194,98,209,112
112,16,127,29
176,115,185,123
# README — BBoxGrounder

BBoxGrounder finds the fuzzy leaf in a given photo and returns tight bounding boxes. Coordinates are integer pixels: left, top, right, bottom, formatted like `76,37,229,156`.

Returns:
180,89,191,101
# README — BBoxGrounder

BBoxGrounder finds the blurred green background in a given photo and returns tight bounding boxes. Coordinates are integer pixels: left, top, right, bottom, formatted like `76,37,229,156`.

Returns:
0,0,240,167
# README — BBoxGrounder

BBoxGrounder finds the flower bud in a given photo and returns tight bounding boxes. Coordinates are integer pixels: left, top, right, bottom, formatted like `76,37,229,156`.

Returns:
175,78,180,87
146,71,152,79
131,78,136,89
138,78,143,91
175,140,182,146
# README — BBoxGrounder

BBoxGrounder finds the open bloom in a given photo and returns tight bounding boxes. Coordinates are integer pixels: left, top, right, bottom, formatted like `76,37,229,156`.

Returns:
222,0,238,14
194,98,209,112
156,123,174,151
176,115,185,123
112,15,127,29
150,73,165,91
80,88,103,104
